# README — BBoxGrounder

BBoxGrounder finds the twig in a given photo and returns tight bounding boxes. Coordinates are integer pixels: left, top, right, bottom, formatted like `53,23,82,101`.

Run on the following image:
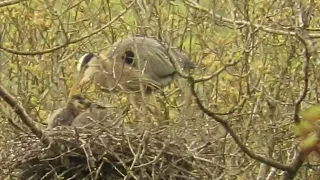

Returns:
184,0,320,38
0,0,26,8
134,143,166,168
194,60,240,83
0,0,136,55
0,84,51,145
282,152,304,180
266,167,277,180
188,77,297,172
81,142,97,178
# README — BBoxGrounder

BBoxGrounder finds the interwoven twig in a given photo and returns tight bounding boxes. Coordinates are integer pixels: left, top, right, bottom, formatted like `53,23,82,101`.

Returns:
1,120,217,180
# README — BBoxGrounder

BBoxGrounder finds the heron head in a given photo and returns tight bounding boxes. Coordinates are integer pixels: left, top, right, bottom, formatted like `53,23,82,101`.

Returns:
69,53,102,98
67,94,92,111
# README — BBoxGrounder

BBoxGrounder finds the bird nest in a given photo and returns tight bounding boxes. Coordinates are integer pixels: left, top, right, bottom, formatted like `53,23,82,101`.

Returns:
1,120,216,180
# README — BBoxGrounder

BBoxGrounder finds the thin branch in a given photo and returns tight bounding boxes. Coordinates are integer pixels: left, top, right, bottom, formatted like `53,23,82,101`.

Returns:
0,0,26,8
188,77,298,172
0,83,50,145
282,152,304,180
184,0,320,38
194,60,240,83
292,30,311,124
0,0,136,56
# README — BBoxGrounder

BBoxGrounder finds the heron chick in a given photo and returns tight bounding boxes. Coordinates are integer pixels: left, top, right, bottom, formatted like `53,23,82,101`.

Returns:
71,103,109,128
46,95,91,130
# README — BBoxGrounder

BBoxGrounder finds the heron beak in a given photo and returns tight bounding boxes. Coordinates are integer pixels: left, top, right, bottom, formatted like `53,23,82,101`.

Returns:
68,74,83,98
79,76,91,87
68,75,92,98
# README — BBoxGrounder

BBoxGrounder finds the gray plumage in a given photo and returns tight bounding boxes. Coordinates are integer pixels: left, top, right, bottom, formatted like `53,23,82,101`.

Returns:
46,95,91,130
104,37,194,87
71,103,109,128
72,103,126,129
70,36,195,96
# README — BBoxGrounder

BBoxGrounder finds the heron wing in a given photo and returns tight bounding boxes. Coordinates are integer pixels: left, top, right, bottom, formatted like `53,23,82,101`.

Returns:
103,36,194,88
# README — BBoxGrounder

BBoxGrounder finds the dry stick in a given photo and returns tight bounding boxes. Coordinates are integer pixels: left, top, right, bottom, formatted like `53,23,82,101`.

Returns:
266,167,277,180
184,0,320,38
0,0,136,56
293,33,310,124
164,37,298,172
0,84,51,145
124,131,145,180
134,143,166,168
161,36,299,172
0,0,26,8
0,101,30,134
187,77,297,173
81,142,97,179
281,6,319,175
282,152,304,180
282,29,314,179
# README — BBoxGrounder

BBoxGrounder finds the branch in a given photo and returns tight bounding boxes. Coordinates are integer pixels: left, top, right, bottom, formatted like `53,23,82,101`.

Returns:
0,0,26,8
184,0,320,38
0,0,136,56
292,31,311,124
188,77,299,172
194,60,240,83
0,84,50,145
282,152,304,180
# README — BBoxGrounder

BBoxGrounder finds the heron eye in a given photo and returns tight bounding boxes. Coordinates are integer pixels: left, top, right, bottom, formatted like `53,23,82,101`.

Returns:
121,50,135,65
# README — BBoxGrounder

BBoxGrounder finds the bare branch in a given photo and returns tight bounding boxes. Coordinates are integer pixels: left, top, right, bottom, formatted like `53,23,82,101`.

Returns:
188,77,298,172
282,152,304,180
184,0,320,38
0,0,136,56
0,0,26,8
0,83,50,145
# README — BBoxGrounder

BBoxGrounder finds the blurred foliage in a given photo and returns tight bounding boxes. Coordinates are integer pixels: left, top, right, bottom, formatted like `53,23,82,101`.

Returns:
1,0,320,179
295,105,320,160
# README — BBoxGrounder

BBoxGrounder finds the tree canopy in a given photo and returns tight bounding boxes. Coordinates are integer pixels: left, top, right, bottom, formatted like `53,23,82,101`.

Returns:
1,0,320,179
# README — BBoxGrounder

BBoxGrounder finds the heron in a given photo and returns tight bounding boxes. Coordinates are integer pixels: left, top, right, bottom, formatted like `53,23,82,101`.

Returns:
72,103,128,129
46,95,91,130
69,36,194,96
71,103,109,128
68,36,195,116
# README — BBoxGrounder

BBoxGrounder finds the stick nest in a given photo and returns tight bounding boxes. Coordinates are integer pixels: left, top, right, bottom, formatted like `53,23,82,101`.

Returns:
1,119,216,180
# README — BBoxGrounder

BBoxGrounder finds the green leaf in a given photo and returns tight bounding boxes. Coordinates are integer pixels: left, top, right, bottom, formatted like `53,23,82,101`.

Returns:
300,133,319,150
301,105,320,123
294,121,314,136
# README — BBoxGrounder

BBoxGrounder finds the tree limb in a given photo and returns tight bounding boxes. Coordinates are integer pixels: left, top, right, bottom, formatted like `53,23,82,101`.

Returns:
0,84,50,145
188,77,300,173
0,0,136,56
184,0,320,38
282,152,304,180
0,0,26,8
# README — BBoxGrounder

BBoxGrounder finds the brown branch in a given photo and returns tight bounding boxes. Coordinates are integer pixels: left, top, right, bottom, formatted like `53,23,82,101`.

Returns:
1,114,29,134
0,0,136,56
292,30,311,124
282,152,304,180
282,4,316,175
0,0,26,8
194,60,240,83
184,0,320,38
0,84,50,145
188,77,299,172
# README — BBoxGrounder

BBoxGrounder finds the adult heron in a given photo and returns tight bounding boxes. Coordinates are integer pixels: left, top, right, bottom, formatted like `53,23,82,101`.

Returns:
69,36,194,97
